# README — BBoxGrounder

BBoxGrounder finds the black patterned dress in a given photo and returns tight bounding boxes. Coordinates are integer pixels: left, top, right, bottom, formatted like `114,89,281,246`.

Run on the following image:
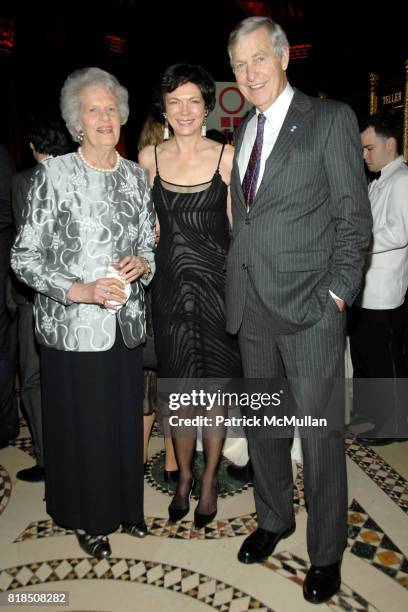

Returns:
151,145,241,378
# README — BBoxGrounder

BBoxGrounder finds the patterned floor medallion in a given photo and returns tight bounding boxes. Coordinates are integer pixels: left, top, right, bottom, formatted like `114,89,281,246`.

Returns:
146,450,306,504
346,438,408,513
0,558,271,611
0,464,11,516
150,420,161,437
15,515,262,543
15,460,306,542
145,450,252,498
10,416,35,457
6,419,408,608
347,500,408,589
263,552,379,611
0,553,379,611
10,437,36,460
14,496,408,596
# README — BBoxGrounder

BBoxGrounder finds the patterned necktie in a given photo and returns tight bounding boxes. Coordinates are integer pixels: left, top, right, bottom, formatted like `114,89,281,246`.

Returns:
242,113,266,210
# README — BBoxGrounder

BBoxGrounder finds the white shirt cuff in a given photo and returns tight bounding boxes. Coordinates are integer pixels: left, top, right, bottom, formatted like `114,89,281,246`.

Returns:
329,290,342,301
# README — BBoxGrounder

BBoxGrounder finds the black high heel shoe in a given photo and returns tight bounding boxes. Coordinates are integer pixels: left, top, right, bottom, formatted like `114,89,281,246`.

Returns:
194,508,217,529
194,481,218,529
168,478,195,522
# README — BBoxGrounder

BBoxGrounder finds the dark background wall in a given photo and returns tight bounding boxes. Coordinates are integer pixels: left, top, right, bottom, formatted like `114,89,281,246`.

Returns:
1,0,407,167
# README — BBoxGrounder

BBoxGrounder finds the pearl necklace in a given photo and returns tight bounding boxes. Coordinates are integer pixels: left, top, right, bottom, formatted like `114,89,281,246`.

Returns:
77,147,120,173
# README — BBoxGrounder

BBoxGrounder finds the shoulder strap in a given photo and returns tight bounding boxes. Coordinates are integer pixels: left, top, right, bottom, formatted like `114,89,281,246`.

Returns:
154,145,159,175
215,143,226,173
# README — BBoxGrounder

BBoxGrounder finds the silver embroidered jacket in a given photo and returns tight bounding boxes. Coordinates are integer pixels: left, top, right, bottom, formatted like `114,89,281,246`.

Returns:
11,153,156,351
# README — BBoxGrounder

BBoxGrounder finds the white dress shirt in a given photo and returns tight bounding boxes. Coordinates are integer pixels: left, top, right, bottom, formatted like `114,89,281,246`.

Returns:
356,155,408,309
238,83,294,189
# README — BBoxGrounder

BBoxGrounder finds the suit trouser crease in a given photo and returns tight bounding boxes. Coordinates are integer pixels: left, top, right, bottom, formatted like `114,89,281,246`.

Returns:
238,283,347,566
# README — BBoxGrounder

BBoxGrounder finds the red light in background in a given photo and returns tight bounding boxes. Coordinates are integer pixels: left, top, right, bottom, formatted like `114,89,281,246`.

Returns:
0,19,15,55
104,34,127,55
290,44,312,60
236,2,272,17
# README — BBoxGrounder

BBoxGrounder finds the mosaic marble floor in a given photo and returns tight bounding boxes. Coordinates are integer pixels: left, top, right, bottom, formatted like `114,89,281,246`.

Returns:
0,417,407,611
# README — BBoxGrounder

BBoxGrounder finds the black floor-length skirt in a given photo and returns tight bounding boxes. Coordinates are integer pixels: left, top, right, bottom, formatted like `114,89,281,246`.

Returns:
40,330,143,535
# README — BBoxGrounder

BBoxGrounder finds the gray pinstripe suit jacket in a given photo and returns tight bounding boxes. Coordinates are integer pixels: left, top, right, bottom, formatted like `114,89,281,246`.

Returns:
226,88,372,335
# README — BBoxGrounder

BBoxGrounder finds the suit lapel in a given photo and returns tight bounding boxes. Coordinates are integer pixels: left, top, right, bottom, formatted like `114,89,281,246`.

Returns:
254,89,312,206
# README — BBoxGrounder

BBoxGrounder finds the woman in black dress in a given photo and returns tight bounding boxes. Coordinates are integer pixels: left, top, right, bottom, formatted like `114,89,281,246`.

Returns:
139,64,241,528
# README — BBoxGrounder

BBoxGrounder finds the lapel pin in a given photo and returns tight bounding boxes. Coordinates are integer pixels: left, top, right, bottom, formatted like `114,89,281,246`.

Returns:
290,124,300,132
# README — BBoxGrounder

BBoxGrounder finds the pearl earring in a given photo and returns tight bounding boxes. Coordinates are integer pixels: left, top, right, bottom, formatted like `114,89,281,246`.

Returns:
201,111,208,137
163,114,169,140
77,130,84,143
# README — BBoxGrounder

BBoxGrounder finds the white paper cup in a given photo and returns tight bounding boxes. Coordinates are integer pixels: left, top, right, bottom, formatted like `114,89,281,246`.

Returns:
104,265,131,314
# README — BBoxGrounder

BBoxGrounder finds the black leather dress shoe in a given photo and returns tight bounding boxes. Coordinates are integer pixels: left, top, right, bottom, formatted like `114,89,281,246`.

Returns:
227,461,253,483
303,560,341,604
16,465,45,482
358,436,407,447
122,521,148,538
238,524,296,564
76,532,111,559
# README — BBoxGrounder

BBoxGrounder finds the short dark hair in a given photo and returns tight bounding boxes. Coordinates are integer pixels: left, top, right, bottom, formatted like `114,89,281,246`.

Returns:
359,112,402,153
28,114,72,156
152,63,216,121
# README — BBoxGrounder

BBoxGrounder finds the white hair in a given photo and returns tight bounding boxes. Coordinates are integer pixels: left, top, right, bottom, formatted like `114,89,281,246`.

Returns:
228,16,289,66
60,67,129,141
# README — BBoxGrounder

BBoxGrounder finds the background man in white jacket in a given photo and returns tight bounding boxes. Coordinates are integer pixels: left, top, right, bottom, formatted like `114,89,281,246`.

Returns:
349,112,408,445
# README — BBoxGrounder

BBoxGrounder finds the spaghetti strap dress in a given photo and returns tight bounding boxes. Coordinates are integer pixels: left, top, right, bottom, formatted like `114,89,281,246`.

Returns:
151,144,241,379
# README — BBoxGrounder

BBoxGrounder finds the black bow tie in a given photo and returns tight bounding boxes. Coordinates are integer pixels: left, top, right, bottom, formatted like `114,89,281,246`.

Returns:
369,170,380,183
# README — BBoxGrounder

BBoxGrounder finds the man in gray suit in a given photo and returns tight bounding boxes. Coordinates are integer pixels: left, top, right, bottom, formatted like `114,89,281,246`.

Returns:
226,17,372,603
11,116,71,481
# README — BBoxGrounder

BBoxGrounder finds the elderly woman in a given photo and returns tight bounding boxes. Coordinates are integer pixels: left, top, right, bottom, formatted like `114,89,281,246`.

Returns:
11,67,155,559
